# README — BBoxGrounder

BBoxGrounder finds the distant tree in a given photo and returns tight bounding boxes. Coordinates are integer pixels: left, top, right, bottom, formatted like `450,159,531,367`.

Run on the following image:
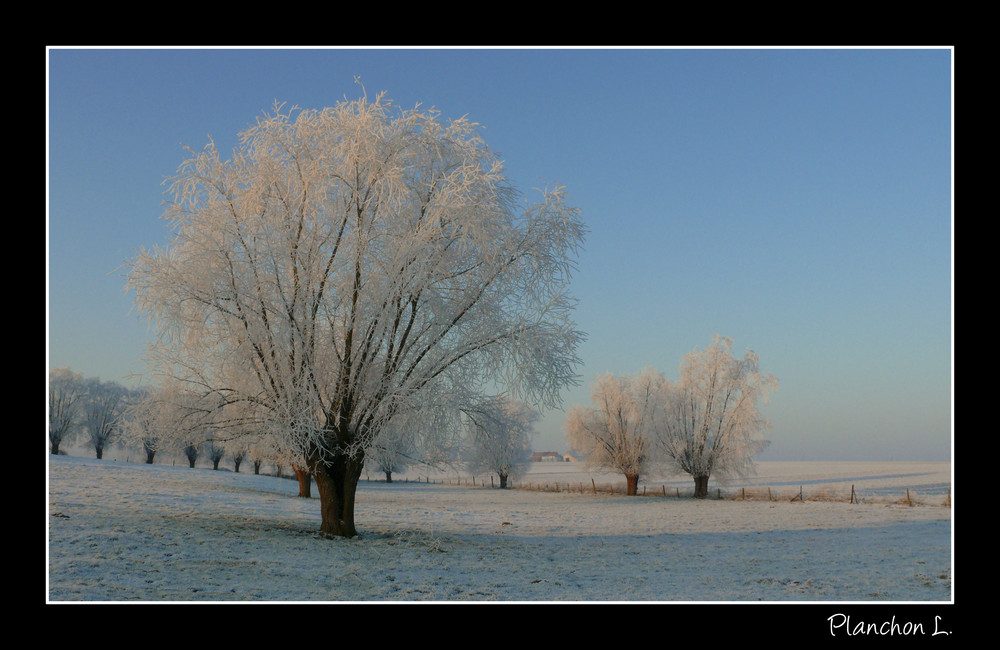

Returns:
49,367,85,455
246,434,286,475
466,396,538,488
126,91,586,537
183,441,201,468
364,410,428,483
227,441,248,473
366,431,410,483
206,441,226,470
656,336,777,498
121,386,190,464
566,368,668,496
81,378,129,459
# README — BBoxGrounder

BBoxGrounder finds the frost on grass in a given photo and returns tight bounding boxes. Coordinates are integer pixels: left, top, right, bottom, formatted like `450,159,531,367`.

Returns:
48,456,951,602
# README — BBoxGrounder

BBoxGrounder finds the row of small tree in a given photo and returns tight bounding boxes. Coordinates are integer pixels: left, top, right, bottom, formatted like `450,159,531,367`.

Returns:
48,367,138,459
566,335,777,498
48,367,282,474
50,364,542,495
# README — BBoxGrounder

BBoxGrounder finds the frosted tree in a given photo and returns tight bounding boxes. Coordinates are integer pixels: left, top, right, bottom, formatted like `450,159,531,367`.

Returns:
206,441,227,470
121,388,165,464
49,367,85,455
656,336,777,498
126,88,585,537
566,368,668,495
182,441,201,468
248,437,277,475
81,378,130,459
366,423,413,483
121,385,205,464
466,396,538,488
226,439,248,472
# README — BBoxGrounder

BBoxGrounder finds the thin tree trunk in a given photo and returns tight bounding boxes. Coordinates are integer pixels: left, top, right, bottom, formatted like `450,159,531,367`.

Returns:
498,473,508,489
95,445,104,460
625,473,639,496
294,465,312,497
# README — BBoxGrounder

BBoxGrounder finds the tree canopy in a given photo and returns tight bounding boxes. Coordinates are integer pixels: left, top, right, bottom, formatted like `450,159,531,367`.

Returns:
127,90,586,536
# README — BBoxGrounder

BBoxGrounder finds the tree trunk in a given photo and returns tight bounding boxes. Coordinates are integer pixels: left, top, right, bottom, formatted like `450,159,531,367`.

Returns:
233,458,242,473
384,470,392,483
693,475,710,498
498,472,508,489
145,449,156,464
212,458,221,470
625,473,639,496
310,452,363,538
51,440,60,455
293,465,312,497
95,445,104,460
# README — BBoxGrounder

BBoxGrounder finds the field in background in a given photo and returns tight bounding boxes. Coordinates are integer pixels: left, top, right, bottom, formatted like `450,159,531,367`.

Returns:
60,440,951,506
381,459,952,506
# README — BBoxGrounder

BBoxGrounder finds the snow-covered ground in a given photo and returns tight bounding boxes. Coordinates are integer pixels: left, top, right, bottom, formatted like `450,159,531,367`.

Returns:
47,454,952,602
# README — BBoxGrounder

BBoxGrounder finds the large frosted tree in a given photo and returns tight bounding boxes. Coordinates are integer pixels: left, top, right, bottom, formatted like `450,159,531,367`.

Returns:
656,336,777,498
127,90,585,537
566,368,668,495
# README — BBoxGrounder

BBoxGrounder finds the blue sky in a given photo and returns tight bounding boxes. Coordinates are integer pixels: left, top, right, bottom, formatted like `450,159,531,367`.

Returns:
47,47,952,461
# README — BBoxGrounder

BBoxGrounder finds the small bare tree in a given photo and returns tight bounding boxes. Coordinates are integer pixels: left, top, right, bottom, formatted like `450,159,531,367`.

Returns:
81,377,129,459
49,367,84,455
206,441,226,470
182,441,201,468
656,336,777,498
466,396,538,488
366,426,412,483
226,440,248,473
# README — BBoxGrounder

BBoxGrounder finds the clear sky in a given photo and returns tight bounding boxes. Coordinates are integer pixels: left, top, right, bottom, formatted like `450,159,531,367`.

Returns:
47,46,952,461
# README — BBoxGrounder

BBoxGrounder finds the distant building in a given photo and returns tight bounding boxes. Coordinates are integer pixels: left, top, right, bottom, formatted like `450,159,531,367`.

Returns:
529,451,563,462
562,451,582,462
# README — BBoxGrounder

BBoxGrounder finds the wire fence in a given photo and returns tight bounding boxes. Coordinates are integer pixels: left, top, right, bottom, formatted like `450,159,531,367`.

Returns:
360,473,952,507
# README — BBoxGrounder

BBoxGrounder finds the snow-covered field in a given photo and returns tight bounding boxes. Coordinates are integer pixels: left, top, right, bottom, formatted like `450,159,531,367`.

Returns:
47,454,952,603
